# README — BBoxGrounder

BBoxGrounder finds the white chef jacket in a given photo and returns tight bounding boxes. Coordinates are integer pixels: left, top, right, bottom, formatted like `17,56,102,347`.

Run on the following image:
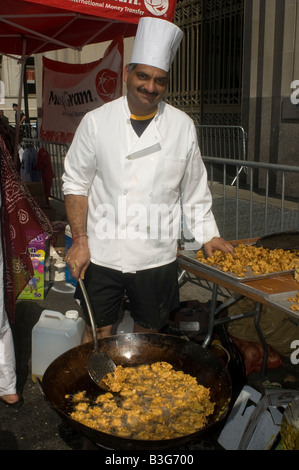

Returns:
62,96,220,273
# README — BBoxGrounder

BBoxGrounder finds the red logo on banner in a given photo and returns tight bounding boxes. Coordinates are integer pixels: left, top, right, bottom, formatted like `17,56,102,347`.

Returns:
95,69,118,103
145,0,169,16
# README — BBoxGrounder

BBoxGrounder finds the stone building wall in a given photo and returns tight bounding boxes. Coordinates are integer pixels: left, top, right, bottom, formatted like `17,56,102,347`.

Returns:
242,0,299,198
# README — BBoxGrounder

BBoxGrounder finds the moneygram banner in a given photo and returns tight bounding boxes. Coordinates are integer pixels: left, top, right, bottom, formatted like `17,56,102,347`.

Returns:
40,37,123,143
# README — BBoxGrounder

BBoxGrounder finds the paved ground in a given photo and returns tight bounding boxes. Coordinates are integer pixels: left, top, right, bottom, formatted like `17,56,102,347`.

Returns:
213,197,299,240
210,182,299,240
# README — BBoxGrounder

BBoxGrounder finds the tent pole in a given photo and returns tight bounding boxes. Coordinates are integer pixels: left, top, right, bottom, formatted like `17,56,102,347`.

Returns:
14,38,26,165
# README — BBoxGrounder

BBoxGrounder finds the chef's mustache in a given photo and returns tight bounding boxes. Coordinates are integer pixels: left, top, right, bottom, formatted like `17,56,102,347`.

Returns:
137,87,158,97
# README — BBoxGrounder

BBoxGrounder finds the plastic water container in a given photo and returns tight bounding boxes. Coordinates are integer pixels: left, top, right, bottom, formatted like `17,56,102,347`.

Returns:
117,310,134,334
65,224,77,286
31,309,85,382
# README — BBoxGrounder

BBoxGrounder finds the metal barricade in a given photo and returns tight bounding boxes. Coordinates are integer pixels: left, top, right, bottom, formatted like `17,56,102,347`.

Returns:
203,157,299,240
197,125,247,185
21,138,299,242
196,125,247,161
21,138,69,201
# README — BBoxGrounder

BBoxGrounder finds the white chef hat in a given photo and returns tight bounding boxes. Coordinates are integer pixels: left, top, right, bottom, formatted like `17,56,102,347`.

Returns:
130,17,183,72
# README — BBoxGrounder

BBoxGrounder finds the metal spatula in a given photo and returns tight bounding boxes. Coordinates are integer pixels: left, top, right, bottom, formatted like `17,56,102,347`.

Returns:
78,278,116,391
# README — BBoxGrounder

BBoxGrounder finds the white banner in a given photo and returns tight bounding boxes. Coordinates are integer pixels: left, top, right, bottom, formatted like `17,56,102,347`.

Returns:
40,37,123,143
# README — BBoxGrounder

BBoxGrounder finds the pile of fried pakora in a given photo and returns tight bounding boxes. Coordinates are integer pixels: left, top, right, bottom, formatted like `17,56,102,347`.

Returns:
67,362,214,440
196,244,299,277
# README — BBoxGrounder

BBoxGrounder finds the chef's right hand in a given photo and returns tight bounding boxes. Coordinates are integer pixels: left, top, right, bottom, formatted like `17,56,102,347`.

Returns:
203,237,234,258
65,237,90,280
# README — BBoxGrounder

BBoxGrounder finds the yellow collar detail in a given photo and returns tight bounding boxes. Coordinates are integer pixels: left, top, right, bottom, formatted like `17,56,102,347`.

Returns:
130,110,157,121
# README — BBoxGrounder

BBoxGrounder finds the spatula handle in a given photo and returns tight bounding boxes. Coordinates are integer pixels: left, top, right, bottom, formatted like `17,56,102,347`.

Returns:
78,278,99,350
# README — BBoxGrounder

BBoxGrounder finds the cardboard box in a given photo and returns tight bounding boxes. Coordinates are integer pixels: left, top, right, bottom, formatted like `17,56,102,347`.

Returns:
25,182,56,221
25,182,45,196
18,232,51,300
218,385,298,450
52,222,67,247
25,182,46,206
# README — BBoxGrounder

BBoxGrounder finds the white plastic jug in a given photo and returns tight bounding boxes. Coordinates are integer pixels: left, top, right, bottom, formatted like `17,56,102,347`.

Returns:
117,310,134,334
31,309,85,382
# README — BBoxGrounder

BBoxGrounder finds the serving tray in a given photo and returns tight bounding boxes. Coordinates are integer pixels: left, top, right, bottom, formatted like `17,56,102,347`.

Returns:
267,291,299,316
179,249,294,282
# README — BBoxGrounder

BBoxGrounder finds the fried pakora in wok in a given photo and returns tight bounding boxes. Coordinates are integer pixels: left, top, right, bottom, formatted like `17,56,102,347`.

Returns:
68,361,214,440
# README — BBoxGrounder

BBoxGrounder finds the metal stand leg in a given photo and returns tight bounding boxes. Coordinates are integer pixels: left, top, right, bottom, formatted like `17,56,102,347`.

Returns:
253,303,268,377
201,286,268,377
178,271,268,377
178,269,187,285
202,287,242,348
202,283,218,348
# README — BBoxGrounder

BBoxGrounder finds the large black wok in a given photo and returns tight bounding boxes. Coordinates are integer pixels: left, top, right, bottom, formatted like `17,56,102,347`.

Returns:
41,333,231,450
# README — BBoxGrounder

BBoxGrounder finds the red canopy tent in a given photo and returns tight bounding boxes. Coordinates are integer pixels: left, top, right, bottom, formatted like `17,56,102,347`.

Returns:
0,0,177,158
0,0,177,56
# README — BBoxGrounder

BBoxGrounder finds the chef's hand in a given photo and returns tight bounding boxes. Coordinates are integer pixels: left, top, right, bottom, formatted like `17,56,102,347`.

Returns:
203,237,234,258
65,236,90,280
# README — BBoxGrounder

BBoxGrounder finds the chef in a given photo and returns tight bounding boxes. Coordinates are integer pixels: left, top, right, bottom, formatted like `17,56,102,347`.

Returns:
62,17,234,342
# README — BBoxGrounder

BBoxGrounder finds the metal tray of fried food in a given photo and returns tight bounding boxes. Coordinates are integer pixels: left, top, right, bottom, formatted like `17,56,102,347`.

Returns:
179,249,295,282
267,291,299,316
